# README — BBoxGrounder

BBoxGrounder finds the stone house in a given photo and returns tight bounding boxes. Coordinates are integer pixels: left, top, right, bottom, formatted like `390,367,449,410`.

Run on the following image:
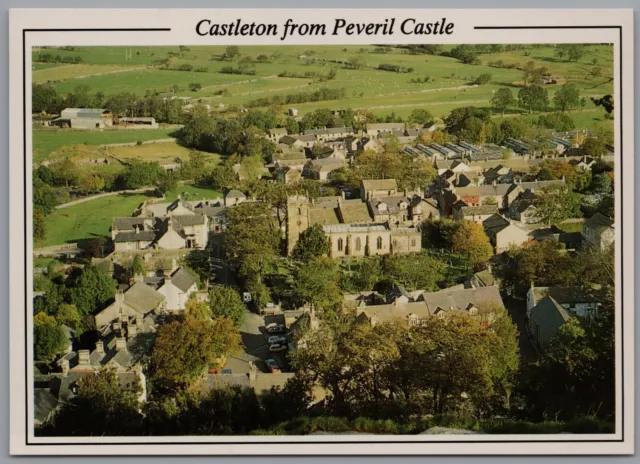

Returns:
267,127,287,143
305,158,345,182
582,213,614,250
508,190,541,224
528,296,572,349
51,108,113,130
482,214,530,253
452,203,499,224
360,179,398,201
145,267,198,311
527,285,600,320
94,282,166,329
365,122,405,137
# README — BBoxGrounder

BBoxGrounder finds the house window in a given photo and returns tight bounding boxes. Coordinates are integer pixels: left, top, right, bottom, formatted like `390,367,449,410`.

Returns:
337,238,344,252
411,238,416,247
355,237,361,252
377,236,383,250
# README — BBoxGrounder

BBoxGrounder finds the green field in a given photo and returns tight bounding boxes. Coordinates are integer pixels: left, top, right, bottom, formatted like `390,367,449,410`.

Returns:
33,128,176,162
41,192,156,247
41,183,224,247
34,44,614,129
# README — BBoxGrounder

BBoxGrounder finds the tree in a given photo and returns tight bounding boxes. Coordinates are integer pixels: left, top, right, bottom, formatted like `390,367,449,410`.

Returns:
56,303,82,331
382,252,444,291
486,306,520,408
189,82,202,92
491,88,516,116
32,84,63,114
350,257,383,291
555,44,585,62
518,85,549,113
130,255,145,277
150,318,241,389
291,224,330,261
208,286,246,326
473,73,492,85
33,177,58,214
118,161,162,189
238,154,264,183
590,172,613,195
184,298,211,321
33,207,47,243
553,83,580,112
33,313,67,361
225,202,281,279
156,170,178,194
581,137,606,158
536,184,581,225
293,257,342,315
527,311,614,420
69,266,117,316
78,174,105,194
451,221,494,269
224,45,240,60
47,369,143,436
407,109,434,126
49,158,80,187
399,158,437,191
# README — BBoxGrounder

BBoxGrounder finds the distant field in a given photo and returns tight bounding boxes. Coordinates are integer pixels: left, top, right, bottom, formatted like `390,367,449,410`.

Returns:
41,192,155,247
36,44,614,119
33,128,176,162
33,64,145,84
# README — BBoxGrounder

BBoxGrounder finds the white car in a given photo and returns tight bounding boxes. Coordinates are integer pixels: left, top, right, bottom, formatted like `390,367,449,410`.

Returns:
268,335,286,345
265,323,285,334
269,343,287,353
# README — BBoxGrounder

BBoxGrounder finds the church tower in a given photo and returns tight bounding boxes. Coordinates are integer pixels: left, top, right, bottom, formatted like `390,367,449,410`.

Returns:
287,195,310,255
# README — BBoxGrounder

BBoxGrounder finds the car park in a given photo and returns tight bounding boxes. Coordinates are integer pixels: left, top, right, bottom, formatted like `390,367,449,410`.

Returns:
265,323,285,334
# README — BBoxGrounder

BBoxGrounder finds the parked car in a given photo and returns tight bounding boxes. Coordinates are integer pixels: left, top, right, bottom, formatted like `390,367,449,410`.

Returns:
265,359,280,373
269,343,287,353
265,323,285,334
268,335,286,345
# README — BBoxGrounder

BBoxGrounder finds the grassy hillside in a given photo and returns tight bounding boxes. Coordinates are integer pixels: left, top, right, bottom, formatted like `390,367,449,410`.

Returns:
34,44,614,127
33,128,176,162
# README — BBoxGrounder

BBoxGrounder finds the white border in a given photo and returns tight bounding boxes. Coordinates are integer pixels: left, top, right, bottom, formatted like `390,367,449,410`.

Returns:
9,8,635,455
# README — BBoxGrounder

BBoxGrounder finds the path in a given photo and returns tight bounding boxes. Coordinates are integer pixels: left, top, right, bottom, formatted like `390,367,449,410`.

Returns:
55,187,154,209
200,74,279,91
375,84,479,98
357,98,489,111
35,65,147,83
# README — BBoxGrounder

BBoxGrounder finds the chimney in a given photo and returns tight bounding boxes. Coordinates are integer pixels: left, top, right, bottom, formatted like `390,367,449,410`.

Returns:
95,341,104,354
135,224,140,234
136,313,144,327
486,263,492,274
128,323,138,338
134,273,144,283
113,321,121,335
115,292,125,304
115,337,127,352
78,350,90,366
60,358,70,377
492,180,497,186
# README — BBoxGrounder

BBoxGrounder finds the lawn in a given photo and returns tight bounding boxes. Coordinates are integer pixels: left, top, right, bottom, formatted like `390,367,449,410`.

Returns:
108,142,221,166
33,128,176,162
41,192,156,247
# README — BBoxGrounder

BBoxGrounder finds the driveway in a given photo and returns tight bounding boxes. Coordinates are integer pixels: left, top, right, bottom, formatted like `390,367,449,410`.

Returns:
503,296,538,362
238,310,289,373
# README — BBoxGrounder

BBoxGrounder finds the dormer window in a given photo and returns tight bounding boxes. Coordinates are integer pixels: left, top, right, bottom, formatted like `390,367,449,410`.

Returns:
377,202,388,212
469,306,478,316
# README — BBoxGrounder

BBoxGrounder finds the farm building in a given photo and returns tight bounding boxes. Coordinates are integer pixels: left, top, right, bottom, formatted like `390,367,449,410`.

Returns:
51,108,113,130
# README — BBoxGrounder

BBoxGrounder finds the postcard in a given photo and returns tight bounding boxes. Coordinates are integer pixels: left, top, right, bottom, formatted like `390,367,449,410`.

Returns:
8,8,634,455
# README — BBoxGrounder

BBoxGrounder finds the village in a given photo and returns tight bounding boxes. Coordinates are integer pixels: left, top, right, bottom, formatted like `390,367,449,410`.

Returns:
32,43,616,436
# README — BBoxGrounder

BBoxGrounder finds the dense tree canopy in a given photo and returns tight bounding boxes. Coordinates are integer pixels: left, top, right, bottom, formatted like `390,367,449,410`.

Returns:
68,266,117,316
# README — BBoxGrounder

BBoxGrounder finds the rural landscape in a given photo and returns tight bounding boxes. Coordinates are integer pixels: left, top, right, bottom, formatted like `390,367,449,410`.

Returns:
32,44,615,437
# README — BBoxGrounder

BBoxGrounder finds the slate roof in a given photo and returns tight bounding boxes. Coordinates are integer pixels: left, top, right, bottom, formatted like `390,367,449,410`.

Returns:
361,179,398,192
530,296,572,340
34,389,59,424
531,286,599,305
338,201,373,223
369,196,410,215
173,214,206,226
584,213,614,229
482,214,511,234
455,204,499,216
226,189,247,200
124,282,165,314
113,231,157,243
170,267,198,292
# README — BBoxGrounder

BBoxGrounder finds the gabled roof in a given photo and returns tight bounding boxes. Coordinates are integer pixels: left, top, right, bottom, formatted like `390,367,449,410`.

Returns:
584,213,614,229
361,178,398,191
170,267,198,292
531,286,599,305
226,189,247,199
530,296,572,333
124,282,165,314
338,200,373,223
456,204,499,216
482,214,511,234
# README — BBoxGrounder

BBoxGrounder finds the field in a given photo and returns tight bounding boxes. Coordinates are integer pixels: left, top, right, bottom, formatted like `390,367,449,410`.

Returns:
41,192,156,247
34,44,614,132
33,128,176,162
40,184,223,247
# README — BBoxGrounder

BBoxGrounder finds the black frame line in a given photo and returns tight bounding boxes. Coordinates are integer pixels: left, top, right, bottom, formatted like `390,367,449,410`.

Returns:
21,25,625,449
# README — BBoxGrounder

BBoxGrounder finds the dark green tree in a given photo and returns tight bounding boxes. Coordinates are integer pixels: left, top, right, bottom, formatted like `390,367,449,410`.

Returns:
291,224,330,261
